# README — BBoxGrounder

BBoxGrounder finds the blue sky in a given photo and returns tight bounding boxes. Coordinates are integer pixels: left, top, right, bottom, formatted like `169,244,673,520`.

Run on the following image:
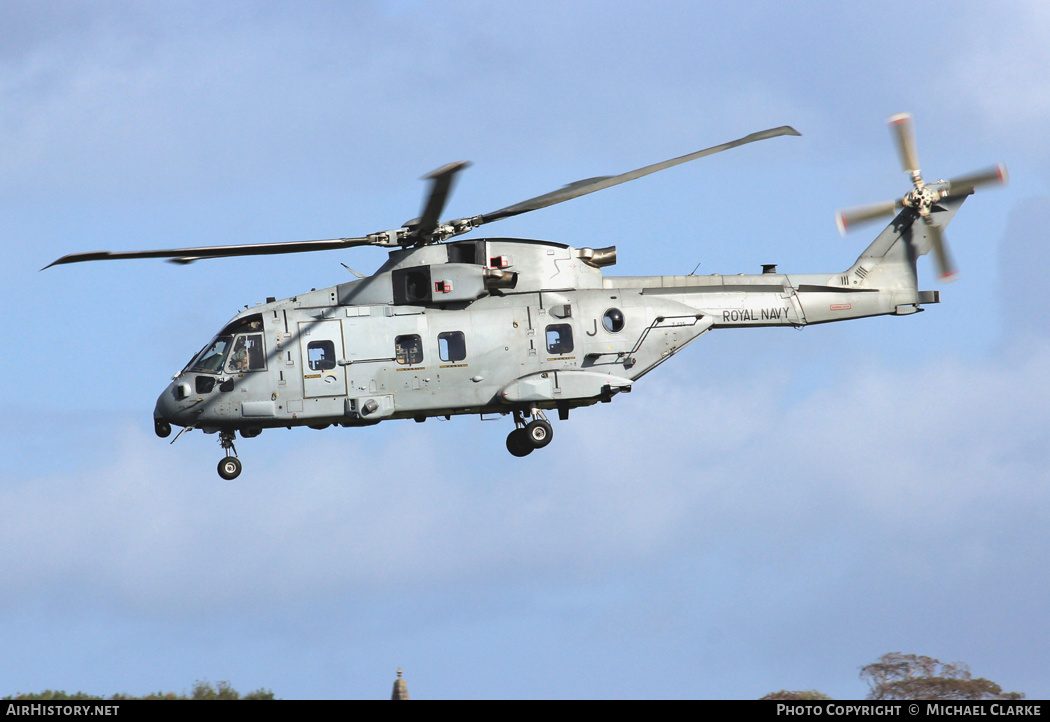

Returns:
2,0,1048,699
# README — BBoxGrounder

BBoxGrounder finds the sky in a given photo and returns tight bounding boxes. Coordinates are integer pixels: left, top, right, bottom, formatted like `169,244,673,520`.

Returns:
1,0,1048,700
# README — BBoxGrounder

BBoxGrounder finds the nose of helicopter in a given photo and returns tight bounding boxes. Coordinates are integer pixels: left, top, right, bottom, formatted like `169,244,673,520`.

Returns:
153,380,188,438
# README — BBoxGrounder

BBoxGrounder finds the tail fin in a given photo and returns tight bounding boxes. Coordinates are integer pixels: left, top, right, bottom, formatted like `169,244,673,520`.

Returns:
845,195,968,291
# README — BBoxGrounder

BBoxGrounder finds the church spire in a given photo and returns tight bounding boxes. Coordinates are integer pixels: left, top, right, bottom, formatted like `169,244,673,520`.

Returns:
391,668,409,700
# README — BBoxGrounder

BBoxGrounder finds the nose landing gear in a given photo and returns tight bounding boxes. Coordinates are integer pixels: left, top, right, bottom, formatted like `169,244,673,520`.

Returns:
506,409,554,457
217,429,242,480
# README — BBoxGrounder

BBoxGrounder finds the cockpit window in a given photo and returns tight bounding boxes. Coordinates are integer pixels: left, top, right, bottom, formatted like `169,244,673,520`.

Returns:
188,336,232,373
226,333,266,372
220,314,264,336
187,314,266,375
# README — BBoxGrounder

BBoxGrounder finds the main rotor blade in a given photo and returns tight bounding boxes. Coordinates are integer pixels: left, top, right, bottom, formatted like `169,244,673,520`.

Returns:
944,164,1008,199
888,112,920,176
471,125,801,225
407,160,471,239
835,199,901,235
43,236,374,269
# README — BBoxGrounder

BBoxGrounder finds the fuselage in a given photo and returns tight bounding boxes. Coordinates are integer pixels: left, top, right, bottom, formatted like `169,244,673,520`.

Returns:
154,224,945,437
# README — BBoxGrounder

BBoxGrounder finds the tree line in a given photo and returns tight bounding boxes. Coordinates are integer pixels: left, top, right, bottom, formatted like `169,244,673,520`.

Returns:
6,654,1026,700
762,652,1024,700
4,680,274,701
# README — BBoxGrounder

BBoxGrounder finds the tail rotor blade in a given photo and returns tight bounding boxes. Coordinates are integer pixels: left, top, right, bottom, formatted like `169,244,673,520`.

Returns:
924,218,958,282
945,164,1008,199
888,112,920,176
835,199,900,235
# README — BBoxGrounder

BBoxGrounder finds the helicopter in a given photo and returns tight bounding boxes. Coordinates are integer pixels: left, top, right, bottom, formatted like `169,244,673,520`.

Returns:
45,113,1005,479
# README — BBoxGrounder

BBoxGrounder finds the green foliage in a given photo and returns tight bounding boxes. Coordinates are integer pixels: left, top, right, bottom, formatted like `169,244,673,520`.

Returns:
191,680,239,700
860,653,1024,701
761,689,833,700
242,689,276,701
5,681,275,701
189,680,274,700
2,691,101,701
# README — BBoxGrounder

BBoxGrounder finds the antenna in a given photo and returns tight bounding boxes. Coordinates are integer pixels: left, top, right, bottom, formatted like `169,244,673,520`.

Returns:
341,263,365,279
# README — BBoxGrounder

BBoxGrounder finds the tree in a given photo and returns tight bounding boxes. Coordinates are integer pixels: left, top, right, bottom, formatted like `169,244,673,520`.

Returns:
197,680,273,700
860,653,1024,701
4,680,275,701
1,691,100,701
761,690,832,700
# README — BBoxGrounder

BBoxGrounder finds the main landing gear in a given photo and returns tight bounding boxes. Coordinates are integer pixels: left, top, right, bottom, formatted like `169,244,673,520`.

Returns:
217,429,242,480
506,409,553,457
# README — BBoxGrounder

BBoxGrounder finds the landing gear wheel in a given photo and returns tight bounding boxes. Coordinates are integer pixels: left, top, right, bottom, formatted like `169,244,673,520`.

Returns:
218,456,242,480
506,428,533,457
216,429,241,479
524,419,553,448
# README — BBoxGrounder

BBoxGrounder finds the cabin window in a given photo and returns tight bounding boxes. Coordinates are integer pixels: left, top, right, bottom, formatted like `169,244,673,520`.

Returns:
195,376,215,394
307,340,336,371
438,331,466,362
603,308,625,333
545,324,574,355
227,333,266,372
395,334,423,365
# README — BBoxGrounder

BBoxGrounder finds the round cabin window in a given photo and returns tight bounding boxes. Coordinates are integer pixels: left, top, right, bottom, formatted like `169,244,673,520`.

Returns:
603,308,625,333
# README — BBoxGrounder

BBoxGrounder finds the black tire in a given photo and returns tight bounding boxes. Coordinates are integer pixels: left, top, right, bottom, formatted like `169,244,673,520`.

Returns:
525,419,553,448
154,419,171,438
506,428,533,457
218,456,242,480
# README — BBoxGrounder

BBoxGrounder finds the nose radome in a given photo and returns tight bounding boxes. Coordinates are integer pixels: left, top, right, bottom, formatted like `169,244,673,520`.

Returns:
154,383,176,420
153,382,191,433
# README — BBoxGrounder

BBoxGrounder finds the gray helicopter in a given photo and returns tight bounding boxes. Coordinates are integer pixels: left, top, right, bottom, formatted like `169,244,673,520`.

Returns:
46,114,1005,479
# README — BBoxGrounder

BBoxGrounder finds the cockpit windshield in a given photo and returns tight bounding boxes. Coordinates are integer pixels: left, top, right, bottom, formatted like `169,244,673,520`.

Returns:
184,314,266,375
221,314,264,336
187,335,233,373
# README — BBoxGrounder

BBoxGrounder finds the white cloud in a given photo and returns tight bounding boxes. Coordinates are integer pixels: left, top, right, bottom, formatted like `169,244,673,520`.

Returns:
4,336,1047,632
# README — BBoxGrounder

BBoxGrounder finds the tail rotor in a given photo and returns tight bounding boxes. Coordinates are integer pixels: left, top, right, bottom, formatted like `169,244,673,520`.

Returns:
835,113,1007,282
